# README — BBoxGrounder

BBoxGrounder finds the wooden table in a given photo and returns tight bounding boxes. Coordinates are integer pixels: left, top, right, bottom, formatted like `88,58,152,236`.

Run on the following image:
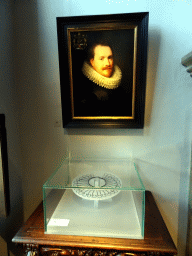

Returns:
12,191,177,256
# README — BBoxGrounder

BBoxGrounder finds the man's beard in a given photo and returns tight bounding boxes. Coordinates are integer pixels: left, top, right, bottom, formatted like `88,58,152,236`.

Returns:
102,66,114,77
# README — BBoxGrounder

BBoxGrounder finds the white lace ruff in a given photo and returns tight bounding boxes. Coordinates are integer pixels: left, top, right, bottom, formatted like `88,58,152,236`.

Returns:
82,61,122,89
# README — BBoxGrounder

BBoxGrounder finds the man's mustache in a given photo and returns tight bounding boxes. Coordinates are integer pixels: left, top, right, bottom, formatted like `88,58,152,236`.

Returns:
102,66,113,70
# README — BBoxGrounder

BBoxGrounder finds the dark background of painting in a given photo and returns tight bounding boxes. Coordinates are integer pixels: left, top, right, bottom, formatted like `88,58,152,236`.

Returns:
71,29,135,117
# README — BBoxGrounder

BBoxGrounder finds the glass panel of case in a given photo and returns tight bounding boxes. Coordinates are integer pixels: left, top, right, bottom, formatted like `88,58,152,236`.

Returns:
43,157,145,239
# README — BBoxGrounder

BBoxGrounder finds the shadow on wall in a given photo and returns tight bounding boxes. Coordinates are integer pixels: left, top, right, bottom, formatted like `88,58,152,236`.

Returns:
12,0,67,236
0,120,24,255
145,28,161,128
135,141,190,256
186,144,192,255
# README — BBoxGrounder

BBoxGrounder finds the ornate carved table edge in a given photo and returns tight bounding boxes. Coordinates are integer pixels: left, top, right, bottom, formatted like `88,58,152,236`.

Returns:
39,247,176,256
19,244,176,256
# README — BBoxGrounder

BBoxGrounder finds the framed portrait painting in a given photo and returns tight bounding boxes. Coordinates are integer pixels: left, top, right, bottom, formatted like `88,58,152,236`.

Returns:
57,12,149,128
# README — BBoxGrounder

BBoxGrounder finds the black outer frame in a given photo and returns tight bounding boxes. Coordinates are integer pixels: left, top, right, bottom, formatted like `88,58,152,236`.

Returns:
0,114,10,216
57,12,149,129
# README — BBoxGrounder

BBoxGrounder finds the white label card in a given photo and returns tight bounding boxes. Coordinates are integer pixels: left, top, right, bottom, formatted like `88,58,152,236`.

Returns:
48,218,70,226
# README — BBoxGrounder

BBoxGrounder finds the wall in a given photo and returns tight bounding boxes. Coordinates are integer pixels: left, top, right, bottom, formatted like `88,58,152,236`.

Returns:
0,1,24,255
34,1,191,255
0,0,67,255
187,149,192,255
13,0,68,222
1,0,191,255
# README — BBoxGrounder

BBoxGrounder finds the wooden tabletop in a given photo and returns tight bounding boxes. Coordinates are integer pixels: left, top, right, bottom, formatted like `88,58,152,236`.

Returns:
12,191,177,255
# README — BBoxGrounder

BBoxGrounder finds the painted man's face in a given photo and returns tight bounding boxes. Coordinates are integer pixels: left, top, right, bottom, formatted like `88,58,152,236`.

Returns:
90,45,114,78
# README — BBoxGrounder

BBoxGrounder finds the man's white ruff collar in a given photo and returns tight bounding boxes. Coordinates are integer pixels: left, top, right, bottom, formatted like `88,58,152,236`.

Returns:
82,61,122,89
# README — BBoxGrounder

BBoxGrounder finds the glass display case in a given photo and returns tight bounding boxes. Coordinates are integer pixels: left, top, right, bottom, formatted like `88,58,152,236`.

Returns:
43,157,145,239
